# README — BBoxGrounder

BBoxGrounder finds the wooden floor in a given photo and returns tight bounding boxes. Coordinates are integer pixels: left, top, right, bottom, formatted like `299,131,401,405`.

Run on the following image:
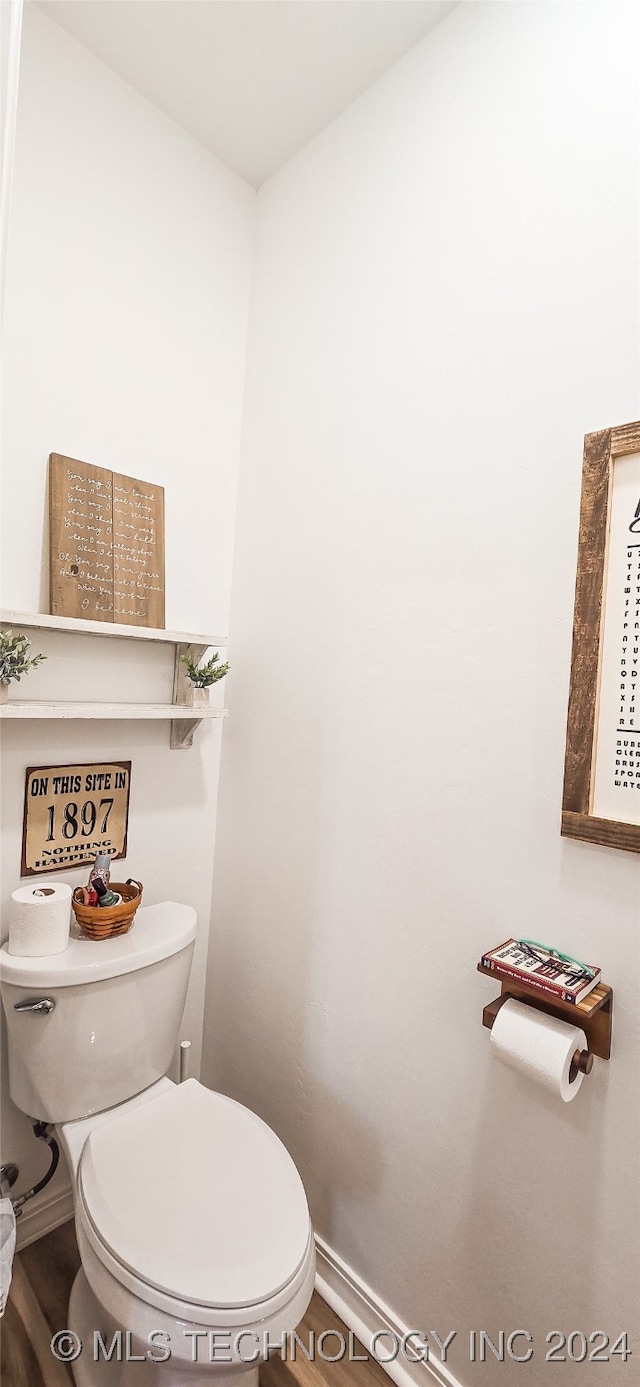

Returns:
1,1221,389,1387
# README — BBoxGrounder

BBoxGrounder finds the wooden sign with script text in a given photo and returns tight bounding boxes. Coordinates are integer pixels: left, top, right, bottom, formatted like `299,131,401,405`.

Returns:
49,454,165,628
22,761,131,876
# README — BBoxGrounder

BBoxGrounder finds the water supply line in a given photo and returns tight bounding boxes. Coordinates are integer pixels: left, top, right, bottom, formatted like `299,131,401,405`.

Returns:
7,1122,59,1218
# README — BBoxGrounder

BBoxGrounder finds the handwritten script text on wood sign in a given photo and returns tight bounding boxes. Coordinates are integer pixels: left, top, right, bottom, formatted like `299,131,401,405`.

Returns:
49,454,165,628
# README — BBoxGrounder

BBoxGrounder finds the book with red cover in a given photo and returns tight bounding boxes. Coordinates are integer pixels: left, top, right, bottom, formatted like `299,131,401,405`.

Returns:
480,938,601,1004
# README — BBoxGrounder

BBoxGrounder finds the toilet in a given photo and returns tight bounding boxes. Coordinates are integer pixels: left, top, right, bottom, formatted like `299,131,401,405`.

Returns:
0,902,316,1385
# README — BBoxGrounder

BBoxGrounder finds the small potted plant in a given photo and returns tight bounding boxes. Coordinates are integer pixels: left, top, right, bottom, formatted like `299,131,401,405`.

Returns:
0,630,46,701
181,650,229,707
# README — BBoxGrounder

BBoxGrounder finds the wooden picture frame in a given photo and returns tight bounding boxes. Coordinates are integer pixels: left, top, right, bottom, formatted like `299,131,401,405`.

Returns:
562,421,640,853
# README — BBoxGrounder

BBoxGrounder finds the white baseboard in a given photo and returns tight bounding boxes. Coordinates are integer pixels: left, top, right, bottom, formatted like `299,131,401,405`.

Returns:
14,1190,464,1387
15,1183,74,1250
314,1235,464,1387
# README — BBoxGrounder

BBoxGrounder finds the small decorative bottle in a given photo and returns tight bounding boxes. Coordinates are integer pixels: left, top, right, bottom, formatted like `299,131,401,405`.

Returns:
87,852,111,891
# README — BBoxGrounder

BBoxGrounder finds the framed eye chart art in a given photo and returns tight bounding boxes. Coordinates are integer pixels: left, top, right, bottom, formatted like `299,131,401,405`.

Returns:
562,420,640,853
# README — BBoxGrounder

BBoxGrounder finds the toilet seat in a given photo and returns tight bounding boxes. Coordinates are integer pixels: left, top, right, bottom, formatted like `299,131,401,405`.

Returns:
77,1078,312,1324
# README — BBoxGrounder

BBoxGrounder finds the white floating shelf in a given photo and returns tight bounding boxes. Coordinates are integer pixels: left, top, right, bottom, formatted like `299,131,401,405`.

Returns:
0,610,226,647
0,702,228,721
0,610,229,747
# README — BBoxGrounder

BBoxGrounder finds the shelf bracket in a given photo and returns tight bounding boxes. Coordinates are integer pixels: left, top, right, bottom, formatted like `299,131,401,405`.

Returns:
170,643,209,749
171,716,204,751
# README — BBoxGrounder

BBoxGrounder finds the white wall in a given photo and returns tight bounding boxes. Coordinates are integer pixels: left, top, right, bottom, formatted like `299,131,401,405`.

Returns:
1,3,254,1226
1,0,23,313
205,4,640,1383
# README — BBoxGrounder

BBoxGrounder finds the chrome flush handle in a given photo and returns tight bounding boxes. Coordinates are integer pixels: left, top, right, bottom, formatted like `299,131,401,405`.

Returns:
13,997,55,1015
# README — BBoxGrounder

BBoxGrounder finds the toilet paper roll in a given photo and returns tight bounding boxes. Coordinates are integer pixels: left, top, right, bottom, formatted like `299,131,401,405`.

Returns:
490,998,589,1102
8,882,72,957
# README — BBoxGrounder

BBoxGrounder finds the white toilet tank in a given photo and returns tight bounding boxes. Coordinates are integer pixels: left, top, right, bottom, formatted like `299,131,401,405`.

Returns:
0,902,196,1123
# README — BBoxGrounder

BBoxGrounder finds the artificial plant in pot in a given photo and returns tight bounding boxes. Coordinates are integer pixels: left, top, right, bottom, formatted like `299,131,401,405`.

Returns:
0,630,46,701
181,651,229,707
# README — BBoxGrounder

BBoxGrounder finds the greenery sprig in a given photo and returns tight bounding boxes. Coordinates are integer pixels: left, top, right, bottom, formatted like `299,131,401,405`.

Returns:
181,651,229,688
0,630,46,686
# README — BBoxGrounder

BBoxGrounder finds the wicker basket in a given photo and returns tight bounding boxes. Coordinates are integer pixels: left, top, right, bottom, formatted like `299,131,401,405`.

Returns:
72,879,143,940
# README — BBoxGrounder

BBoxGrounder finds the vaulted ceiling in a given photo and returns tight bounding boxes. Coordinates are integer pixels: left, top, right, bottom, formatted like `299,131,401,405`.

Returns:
36,1,457,186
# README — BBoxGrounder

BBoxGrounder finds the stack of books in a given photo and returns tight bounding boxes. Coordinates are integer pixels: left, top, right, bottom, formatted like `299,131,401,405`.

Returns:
480,938,601,1005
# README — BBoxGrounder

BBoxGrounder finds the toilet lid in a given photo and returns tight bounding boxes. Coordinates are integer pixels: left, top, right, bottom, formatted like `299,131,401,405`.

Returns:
78,1079,310,1310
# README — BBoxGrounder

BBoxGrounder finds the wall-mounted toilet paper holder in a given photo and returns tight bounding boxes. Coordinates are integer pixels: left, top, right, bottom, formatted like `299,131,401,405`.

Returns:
478,963,613,1062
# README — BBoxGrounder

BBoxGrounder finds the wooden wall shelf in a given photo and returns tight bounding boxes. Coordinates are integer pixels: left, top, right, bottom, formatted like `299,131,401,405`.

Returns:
0,702,227,720
477,963,613,1060
0,609,225,648
0,611,228,749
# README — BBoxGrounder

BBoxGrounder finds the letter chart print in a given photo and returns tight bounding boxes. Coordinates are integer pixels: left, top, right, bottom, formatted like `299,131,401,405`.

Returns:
591,451,640,824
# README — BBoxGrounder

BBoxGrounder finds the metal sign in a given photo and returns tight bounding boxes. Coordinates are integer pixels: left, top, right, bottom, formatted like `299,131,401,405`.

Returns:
21,762,131,876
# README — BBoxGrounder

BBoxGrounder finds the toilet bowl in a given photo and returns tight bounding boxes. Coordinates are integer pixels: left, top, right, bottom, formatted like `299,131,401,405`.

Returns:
61,1077,315,1385
0,904,316,1387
